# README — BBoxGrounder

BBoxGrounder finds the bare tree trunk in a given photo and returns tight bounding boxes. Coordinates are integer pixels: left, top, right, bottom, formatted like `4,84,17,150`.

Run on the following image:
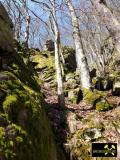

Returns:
66,0,91,90
51,0,65,108
15,10,21,41
25,10,30,49
22,0,30,49
91,0,120,56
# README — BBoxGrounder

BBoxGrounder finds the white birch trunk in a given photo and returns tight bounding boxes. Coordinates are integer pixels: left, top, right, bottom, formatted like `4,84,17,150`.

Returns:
23,0,30,49
52,0,65,107
66,0,91,90
24,10,30,49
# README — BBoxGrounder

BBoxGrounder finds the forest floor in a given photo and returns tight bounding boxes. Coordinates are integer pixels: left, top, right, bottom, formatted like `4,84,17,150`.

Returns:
41,82,120,159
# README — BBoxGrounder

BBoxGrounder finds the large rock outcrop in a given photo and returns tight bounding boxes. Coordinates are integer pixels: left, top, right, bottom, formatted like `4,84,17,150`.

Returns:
0,4,65,160
0,2,14,53
44,39,54,51
0,2,15,70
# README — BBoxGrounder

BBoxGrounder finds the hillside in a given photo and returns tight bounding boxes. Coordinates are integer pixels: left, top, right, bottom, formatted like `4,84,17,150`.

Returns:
30,47,120,160
0,1,120,160
0,4,65,160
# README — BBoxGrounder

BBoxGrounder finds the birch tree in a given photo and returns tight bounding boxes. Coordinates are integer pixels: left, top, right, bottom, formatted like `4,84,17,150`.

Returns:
66,0,91,90
51,0,65,108
31,0,65,107
22,0,30,49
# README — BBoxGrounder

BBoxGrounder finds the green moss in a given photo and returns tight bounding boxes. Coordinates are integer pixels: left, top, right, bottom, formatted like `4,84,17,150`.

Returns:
3,94,18,112
83,89,113,111
31,52,54,69
0,51,64,160
83,115,104,130
92,77,97,85
66,128,91,159
83,89,106,106
73,143,91,160
8,53,40,92
69,130,91,159
0,126,15,159
96,100,113,112
30,51,57,86
0,75,63,159
0,124,27,160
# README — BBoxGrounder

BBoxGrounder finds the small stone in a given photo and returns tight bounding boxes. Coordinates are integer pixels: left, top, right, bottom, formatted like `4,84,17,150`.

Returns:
66,73,74,81
67,112,77,134
83,128,102,141
113,81,120,96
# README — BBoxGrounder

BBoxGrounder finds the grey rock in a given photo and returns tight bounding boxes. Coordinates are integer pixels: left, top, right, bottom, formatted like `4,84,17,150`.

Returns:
44,39,54,51
83,128,102,142
113,81,120,96
66,73,74,81
0,2,14,53
67,112,77,134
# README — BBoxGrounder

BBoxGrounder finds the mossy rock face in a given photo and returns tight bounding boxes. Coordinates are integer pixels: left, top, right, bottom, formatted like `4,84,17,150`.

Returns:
30,51,57,87
65,110,118,159
65,73,75,81
66,128,96,159
72,143,91,160
31,51,54,70
83,90,114,111
0,3,14,53
0,51,65,160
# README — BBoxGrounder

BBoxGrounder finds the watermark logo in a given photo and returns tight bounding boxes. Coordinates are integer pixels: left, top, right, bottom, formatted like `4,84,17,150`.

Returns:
92,143,117,157
104,144,116,156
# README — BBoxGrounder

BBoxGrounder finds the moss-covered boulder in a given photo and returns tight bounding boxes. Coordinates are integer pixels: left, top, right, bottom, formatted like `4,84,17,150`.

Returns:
96,98,113,111
83,89,105,106
83,89,115,112
30,50,57,87
0,57,65,160
0,8,65,157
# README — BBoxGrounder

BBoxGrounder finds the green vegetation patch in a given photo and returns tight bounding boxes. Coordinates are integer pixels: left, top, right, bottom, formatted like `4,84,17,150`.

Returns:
0,49,64,160
83,89,106,106
96,99,113,112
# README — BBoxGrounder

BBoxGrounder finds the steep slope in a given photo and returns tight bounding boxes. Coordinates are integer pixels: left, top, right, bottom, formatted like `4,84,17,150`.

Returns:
0,3,65,160
31,45,120,160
